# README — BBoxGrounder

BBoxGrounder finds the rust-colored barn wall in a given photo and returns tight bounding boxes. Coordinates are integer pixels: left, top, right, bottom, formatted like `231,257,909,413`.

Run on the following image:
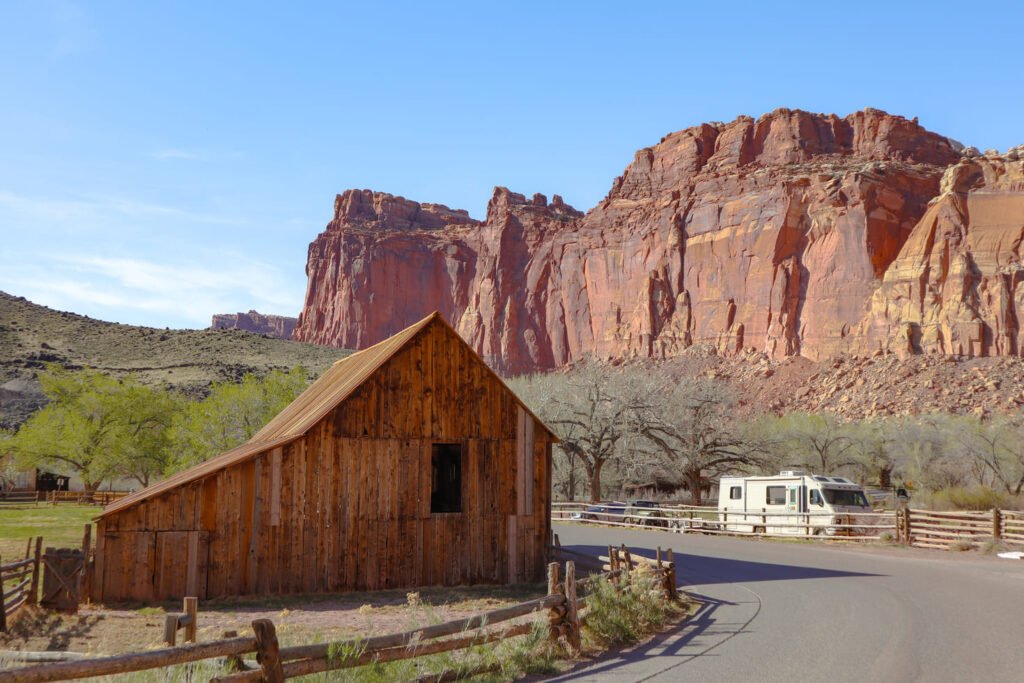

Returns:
94,319,552,602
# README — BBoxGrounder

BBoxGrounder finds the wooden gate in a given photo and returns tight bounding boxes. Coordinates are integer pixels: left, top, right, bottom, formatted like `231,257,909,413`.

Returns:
41,548,84,612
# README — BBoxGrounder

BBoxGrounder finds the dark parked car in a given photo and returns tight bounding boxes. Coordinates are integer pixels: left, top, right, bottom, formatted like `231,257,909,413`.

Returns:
571,503,626,522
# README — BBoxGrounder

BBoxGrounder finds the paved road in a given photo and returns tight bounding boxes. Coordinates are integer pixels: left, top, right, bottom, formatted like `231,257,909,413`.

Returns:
549,523,1024,682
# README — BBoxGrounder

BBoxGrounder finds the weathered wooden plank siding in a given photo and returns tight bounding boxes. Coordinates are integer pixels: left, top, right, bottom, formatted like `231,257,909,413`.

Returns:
94,319,553,602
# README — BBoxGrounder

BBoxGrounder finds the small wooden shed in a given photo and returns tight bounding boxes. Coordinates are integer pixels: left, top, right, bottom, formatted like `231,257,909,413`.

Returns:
92,313,557,602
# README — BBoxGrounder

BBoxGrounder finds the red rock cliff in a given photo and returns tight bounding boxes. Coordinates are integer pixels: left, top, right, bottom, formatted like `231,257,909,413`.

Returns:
293,109,1022,373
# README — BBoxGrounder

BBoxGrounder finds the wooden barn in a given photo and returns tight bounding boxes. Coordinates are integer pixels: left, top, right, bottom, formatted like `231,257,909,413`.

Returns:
92,313,557,602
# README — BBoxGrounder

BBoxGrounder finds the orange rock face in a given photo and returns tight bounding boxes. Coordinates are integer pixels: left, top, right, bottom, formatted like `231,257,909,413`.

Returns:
294,109,1024,373
859,151,1024,357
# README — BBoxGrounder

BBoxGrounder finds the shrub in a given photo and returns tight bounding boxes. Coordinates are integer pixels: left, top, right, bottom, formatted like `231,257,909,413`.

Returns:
581,565,679,649
949,538,974,552
929,486,1015,511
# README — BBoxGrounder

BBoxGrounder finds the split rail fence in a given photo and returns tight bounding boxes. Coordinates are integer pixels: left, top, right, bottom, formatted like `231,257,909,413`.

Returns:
552,501,1024,550
0,492,128,508
0,538,43,632
0,543,677,683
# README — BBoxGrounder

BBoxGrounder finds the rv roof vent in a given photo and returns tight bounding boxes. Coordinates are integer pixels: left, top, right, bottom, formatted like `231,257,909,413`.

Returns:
780,470,807,476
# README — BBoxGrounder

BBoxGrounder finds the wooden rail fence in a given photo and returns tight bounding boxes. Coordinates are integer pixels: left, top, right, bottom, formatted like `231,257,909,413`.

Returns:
0,538,43,632
0,544,676,682
0,492,129,508
552,501,1024,551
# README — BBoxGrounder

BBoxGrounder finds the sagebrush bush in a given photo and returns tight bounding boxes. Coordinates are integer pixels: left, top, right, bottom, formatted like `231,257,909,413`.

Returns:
949,538,975,552
928,486,1020,511
581,566,679,649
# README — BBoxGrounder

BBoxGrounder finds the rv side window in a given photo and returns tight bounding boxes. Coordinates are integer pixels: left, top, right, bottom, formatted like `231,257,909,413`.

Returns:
766,486,786,505
809,489,823,507
729,486,742,500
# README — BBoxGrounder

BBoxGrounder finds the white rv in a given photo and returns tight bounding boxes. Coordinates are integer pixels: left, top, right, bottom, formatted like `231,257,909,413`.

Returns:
718,471,873,536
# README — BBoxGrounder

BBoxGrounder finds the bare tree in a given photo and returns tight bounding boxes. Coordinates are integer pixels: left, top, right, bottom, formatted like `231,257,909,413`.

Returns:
632,378,765,505
957,416,1024,496
767,412,857,474
508,364,645,501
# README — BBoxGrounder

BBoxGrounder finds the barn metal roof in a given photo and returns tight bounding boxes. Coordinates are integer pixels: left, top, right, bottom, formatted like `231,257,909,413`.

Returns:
100,311,556,518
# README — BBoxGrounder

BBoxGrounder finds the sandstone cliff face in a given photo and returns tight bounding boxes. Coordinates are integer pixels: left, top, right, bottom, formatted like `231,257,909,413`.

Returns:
294,109,1024,373
211,311,298,340
860,150,1024,357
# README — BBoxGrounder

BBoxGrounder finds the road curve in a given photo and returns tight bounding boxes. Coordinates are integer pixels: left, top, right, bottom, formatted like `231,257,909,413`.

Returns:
550,523,1024,682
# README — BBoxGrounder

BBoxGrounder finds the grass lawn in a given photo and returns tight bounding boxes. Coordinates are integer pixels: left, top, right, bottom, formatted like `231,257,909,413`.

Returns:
0,504,98,559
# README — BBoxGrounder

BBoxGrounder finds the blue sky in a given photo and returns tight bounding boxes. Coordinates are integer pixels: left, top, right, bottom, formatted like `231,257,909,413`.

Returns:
1,1,1022,329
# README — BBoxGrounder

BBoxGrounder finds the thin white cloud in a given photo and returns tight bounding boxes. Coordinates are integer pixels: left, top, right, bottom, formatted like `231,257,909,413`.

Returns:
2,254,304,328
0,190,242,226
152,148,205,161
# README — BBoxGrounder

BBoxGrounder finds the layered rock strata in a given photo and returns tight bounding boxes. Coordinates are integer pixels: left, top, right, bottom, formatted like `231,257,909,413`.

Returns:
211,311,298,340
294,109,1023,373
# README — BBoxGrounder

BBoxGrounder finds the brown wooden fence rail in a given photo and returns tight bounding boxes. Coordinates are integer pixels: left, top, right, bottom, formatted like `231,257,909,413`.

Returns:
41,491,129,506
0,493,41,508
896,508,1024,550
553,501,1024,551
551,501,897,539
0,538,43,633
0,544,676,683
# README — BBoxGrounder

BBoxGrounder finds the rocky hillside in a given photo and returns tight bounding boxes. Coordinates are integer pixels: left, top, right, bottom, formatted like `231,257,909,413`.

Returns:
0,292,348,429
211,310,298,339
643,348,1024,420
294,108,1024,375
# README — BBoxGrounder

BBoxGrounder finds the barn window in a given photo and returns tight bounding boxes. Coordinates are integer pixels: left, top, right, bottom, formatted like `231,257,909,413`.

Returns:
431,443,462,513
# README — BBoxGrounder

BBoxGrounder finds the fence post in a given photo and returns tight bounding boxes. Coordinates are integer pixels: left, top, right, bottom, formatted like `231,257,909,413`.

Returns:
621,545,632,577
607,545,616,572
903,508,912,545
0,554,7,633
991,508,1002,542
184,597,198,643
563,561,581,652
546,562,564,645
252,619,284,683
163,615,179,646
666,548,677,600
81,524,92,604
28,537,42,605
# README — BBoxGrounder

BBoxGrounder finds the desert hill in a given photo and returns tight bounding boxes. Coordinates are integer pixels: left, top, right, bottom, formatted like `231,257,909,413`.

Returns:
0,292,348,429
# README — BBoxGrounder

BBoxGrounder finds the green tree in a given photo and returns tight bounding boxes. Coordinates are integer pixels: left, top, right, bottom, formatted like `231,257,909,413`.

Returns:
112,383,184,487
8,365,177,492
169,367,308,472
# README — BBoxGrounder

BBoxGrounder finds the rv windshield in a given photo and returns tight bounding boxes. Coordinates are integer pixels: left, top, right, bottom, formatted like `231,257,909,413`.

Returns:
821,488,869,508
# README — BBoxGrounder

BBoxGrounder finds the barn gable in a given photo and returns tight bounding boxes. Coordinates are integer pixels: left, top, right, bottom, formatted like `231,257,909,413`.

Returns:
93,312,556,601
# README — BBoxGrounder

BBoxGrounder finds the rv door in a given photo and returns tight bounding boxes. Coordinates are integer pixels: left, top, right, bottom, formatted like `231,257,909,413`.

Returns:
786,486,799,513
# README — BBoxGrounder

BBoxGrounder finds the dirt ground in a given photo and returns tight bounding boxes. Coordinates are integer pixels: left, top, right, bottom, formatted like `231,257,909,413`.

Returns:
0,584,543,655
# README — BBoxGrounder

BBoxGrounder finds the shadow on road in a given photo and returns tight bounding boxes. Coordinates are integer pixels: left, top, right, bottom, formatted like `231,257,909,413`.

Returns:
544,591,751,682
562,544,884,585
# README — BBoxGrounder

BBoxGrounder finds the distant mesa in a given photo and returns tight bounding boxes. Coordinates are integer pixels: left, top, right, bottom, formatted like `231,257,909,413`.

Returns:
211,311,297,340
